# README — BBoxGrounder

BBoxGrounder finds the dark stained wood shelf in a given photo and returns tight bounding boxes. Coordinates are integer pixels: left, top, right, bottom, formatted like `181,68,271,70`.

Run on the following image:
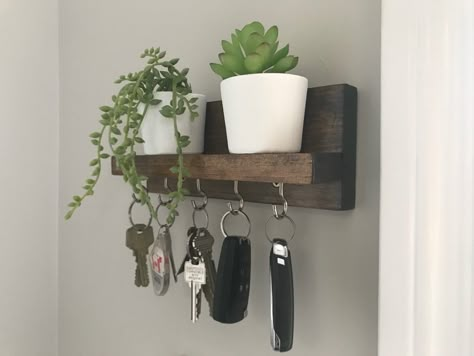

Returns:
111,84,358,210
111,152,342,185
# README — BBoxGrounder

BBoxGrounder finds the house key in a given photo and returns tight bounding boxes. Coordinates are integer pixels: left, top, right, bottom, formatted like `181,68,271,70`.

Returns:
126,196,154,287
126,223,154,287
193,227,217,315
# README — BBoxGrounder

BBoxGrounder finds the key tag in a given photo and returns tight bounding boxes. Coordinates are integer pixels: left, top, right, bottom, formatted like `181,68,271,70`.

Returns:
213,181,252,324
150,195,173,296
266,183,295,352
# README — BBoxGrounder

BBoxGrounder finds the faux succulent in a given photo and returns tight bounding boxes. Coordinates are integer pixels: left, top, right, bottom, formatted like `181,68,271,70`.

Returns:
65,47,199,225
210,21,299,79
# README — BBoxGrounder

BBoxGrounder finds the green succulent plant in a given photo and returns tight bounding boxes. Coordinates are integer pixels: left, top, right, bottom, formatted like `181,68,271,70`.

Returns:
65,47,199,225
210,21,299,79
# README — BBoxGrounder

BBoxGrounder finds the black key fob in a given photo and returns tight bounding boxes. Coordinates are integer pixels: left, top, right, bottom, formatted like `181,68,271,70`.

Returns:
213,236,251,324
270,239,294,352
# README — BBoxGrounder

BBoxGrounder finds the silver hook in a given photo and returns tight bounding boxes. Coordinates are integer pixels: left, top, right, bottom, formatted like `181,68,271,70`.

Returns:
191,179,208,210
227,180,244,213
164,177,172,193
159,177,173,204
272,182,288,219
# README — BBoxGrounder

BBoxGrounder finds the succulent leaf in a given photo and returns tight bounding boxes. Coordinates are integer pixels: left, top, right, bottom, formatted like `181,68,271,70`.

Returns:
255,42,272,69
264,25,279,44
244,53,265,73
249,21,265,35
222,40,234,54
219,53,247,74
269,41,279,58
238,22,265,53
231,33,245,58
210,63,235,79
244,32,266,55
269,43,289,67
269,55,299,73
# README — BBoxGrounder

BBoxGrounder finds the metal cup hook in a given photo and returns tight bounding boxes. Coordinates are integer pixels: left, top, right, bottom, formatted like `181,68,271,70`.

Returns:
272,182,288,219
227,180,244,213
191,179,208,210
159,177,173,204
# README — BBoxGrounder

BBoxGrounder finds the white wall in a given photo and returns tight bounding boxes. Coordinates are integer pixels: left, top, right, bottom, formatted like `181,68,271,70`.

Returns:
0,0,59,355
59,1,380,355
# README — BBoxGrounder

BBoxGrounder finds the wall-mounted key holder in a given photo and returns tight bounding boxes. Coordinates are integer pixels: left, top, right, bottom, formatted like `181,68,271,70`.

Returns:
111,84,357,210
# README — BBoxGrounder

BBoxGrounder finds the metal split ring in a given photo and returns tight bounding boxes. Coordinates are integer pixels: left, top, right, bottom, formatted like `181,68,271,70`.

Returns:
220,209,251,239
265,213,296,243
128,198,152,231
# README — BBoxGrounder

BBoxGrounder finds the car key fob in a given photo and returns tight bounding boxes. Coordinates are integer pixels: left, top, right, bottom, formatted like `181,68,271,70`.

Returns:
213,236,251,323
270,238,294,352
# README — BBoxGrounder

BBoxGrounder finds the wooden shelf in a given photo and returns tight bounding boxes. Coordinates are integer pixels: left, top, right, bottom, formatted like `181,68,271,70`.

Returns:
111,84,358,210
111,152,342,185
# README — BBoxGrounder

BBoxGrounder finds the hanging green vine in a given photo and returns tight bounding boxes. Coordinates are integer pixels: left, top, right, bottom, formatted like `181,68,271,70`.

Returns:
65,47,199,225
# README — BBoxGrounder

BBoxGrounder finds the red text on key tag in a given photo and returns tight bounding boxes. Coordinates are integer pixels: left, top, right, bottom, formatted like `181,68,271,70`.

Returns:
152,253,163,274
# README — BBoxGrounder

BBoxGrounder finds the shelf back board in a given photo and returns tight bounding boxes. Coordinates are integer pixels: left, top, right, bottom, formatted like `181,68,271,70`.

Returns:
111,84,358,210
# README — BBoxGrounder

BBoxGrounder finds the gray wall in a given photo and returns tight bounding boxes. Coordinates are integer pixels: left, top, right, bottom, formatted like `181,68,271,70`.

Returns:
0,0,59,355
59,0,380,355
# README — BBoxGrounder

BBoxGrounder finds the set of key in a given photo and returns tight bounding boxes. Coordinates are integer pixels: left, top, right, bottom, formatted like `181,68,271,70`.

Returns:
123,180,296,352
178,227,217,322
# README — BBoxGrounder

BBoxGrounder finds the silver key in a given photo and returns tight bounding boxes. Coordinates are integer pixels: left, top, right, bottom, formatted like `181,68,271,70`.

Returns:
193,228,217,315
184,259,206,322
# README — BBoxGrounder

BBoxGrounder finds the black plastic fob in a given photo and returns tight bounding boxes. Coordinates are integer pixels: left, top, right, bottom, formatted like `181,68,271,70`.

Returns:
270,238,294,352
212,236,251,324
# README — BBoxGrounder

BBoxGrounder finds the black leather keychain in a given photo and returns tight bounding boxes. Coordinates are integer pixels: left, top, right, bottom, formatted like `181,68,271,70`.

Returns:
212,181,252,324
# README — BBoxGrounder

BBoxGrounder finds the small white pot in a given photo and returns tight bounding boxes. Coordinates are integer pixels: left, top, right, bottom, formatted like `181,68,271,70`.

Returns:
221,73,308,153
140,92,206,154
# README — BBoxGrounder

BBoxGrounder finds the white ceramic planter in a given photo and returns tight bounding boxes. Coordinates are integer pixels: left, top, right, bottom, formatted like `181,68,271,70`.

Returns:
140,92,206,154
221,73,308,153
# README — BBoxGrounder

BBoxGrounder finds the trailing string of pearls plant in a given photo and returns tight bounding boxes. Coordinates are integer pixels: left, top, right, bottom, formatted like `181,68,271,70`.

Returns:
65,47,199,225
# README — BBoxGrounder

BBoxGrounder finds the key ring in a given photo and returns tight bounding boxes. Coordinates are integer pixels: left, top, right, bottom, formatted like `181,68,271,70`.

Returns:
186,228,201,261
128,196,153,232
192,208,209,229
220,209,251,238
265,214,296,243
